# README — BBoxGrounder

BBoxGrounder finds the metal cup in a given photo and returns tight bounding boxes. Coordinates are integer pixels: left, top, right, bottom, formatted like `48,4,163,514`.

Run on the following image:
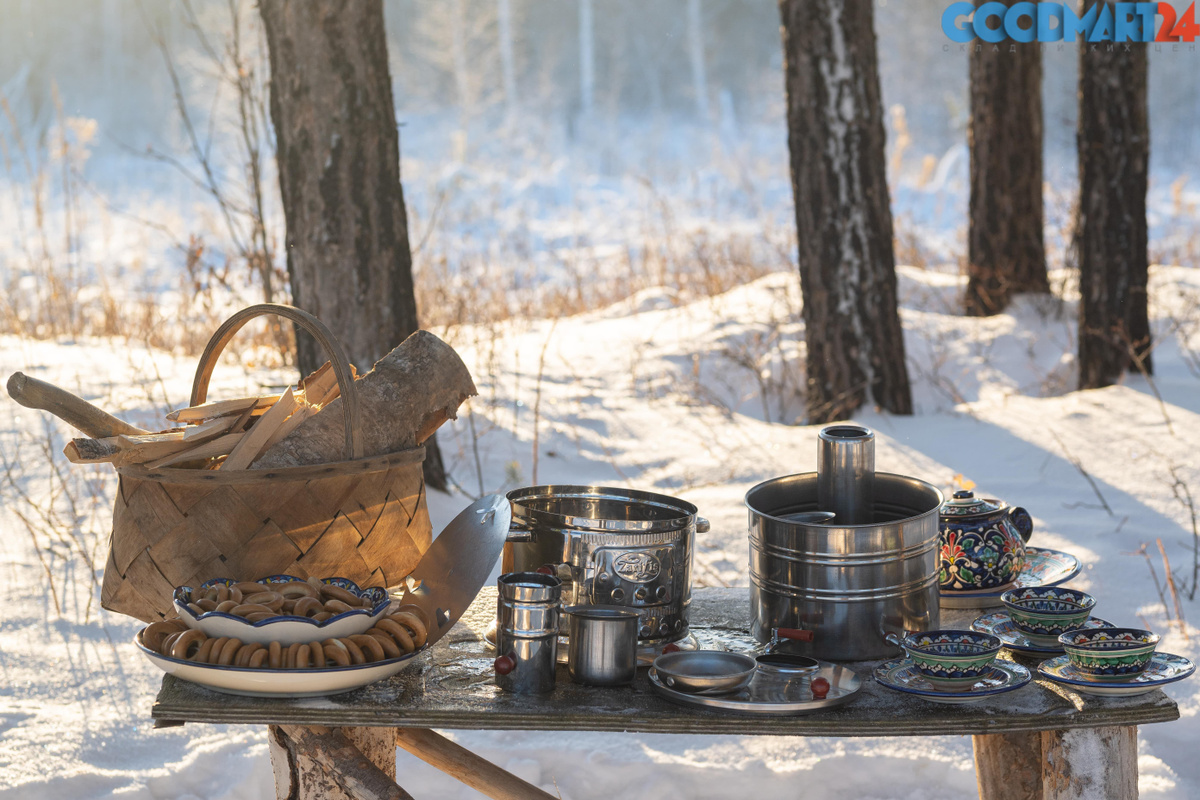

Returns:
564,605,640,686
494,572,562,694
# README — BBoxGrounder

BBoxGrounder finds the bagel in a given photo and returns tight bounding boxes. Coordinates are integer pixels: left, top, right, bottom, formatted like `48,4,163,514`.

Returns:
229,603,276,617
214,600,239,614
268,641,283,670
216,638,243,666
392,604,430,629
194,636,220,664
284,642,302,669
169,629,207,660
311,611,333,622
366,627,402,659
233,581,267,595
294,643,311,669
339,637,366,665
143,620,188,653
235,643,263,668
243,592,285,610
318,584,361,606
349,634,386,663
276,581,320,599
375,618,415,653
204,638,231,664
161,631,184,656
323,643,351,667
308,642,326,668
292,597,323,618
195,598,218,612
248,648,269,669
323,598,354,615
388,612,428,648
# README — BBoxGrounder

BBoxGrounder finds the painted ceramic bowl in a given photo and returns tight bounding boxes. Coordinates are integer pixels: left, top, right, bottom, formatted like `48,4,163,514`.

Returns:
174,575,390,645
1001,587,1096,646
939,490,1033,590
902,630,1001,693
1058,628,1160,681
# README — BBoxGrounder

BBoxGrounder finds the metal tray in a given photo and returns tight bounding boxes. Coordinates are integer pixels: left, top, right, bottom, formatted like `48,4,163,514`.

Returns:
647,659,861,715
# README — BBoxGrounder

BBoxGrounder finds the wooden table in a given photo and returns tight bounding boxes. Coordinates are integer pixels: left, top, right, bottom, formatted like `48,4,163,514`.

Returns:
151,588,1180,800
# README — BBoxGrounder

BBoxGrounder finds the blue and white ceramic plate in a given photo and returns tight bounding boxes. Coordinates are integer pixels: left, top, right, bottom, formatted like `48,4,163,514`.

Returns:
174,575,390,645
873,658,1031,704
940,548,1082,610
136,628,422,697
972,611,1114,657
1037,652,1195,697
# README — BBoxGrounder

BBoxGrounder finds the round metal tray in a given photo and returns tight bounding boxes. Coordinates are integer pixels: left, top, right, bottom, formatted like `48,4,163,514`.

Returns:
647,659,861,715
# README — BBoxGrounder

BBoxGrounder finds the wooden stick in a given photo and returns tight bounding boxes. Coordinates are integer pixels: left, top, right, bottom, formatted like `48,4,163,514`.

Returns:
143,432,244,469
222,388,300,470
65,431,191,466
167,395,278,423
7,371,149,438
182,415,240,442
394,727,559,800
271,724,413,800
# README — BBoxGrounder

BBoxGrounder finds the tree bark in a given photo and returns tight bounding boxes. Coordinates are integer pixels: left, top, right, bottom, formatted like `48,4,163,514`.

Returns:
259,0,448,490
966,2,1047,316
778,0,912,424
1041,726,1138,800
1076,30,1151,389
269,724,410,800
974,731,1043,800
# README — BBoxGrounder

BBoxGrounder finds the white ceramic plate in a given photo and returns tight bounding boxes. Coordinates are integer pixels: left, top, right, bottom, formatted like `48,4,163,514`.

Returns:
174,575,390,645
136,630,422,697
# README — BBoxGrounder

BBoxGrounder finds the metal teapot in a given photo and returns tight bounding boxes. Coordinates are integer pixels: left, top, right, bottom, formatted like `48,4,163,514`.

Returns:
938,490,1033,590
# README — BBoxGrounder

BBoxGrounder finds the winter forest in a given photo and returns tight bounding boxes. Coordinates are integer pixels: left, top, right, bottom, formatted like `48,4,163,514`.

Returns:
1,0,1199,798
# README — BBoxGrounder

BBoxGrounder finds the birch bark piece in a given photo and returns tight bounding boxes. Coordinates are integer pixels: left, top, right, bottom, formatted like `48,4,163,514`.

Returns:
268,724,410,800
253,330,476,469
394,727,559,800
1041,726,1138,800
974,731,1043,800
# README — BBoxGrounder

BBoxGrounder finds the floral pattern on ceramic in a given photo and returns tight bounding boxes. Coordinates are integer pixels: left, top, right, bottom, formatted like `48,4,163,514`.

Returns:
1058,628,1160,681
874,658,1032,704
1000,587,1096,646
1037,652,1195,697
938,490,1034,590
971,611,1113,657
901,630,1001,692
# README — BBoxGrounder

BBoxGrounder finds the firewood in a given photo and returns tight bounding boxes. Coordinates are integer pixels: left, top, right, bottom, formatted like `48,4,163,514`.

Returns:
258,404,314,456
221,388,299,470
253,330,476,469
182,415,240,442
144,432,245,469
65,430,190,466
167,395,279,423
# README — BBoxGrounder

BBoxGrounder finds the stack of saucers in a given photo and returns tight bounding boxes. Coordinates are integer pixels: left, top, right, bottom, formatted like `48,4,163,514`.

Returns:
873,630,1031,705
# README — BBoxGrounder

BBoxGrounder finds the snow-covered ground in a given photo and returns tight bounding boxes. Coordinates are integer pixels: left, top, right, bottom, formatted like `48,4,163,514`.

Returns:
2,261,1199,798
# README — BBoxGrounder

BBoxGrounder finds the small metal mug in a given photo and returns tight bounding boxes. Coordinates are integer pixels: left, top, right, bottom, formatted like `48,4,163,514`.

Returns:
564,605,640,686
494,572,562,694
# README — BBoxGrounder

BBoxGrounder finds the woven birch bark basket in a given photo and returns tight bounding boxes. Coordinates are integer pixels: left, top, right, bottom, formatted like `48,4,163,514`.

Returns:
100,305,432,623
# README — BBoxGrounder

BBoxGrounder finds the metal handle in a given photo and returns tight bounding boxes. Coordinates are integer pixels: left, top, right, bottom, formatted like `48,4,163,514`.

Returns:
695,517,710,534
505,523,534,543
774,627,815,643
494,654,516,675
810,677,830,700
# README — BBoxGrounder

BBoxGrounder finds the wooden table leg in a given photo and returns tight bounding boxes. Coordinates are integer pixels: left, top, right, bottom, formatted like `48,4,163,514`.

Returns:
974,731,1044,800
269,724,413,800
1042,726,1138,800
395,727,560,799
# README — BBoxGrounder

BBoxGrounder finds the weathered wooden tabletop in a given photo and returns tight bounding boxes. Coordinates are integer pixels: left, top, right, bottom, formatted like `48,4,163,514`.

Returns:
151,587,1179,737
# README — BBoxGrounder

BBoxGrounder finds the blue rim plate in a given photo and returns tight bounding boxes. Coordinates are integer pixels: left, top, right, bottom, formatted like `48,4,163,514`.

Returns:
135,628,423,697
1037,652,1195,697
873,658,1031,704
971,611,1115,657
173,575,391,645
940,548,1082,609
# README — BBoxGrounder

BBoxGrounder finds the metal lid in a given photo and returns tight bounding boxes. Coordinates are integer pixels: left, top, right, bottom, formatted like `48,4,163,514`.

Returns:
940,490,1006,519
507,484,699,534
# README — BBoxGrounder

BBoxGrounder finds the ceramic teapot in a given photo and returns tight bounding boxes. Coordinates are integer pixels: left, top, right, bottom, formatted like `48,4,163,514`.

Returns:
938,490,1033,590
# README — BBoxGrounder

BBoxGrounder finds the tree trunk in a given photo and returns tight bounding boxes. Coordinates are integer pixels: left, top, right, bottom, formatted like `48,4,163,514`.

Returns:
1076,32,1151,389
966,2,1047,316
778,0,912,424
259,0,447,490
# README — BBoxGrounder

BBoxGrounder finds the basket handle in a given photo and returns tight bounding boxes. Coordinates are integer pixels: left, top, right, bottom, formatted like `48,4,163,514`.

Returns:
189,303,363,461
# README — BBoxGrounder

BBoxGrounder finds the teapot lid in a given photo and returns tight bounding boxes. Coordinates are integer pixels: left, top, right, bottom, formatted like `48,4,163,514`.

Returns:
941,490,1005,518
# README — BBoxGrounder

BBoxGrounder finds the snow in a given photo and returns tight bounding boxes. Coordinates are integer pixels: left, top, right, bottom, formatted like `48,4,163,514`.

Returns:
2,260,1199,798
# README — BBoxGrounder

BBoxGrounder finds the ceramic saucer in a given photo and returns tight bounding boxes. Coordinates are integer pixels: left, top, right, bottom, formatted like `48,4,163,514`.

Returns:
940,547,1082,609
971,611,1114,657
1037,652,1195,697
873,658,1031,704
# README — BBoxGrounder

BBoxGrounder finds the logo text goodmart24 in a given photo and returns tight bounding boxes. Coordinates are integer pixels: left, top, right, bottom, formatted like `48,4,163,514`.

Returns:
942,2,1199,42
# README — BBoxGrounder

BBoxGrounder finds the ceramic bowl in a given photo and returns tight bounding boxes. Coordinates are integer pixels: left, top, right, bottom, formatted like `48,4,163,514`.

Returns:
902,630,1002,693
174,575,390,645
1057,628,1160,681
1001,586,1096,646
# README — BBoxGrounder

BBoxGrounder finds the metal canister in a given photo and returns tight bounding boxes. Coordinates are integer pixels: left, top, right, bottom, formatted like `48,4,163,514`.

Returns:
494,572,562,694
564,605,640,686
746,427,944,662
